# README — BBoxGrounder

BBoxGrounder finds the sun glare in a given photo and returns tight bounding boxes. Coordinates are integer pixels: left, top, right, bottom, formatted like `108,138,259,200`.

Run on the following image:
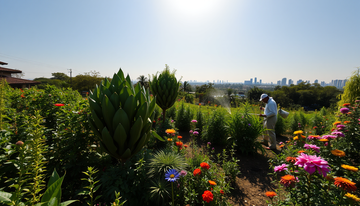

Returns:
163,0,224,20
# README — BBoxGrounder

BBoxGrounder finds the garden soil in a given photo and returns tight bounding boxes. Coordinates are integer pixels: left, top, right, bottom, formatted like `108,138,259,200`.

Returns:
179,131,289,206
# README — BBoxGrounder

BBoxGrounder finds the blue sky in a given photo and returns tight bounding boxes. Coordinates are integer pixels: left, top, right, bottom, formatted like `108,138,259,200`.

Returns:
1,0,359,84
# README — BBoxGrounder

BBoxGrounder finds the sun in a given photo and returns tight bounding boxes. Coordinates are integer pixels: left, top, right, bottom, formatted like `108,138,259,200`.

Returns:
162,0,224,20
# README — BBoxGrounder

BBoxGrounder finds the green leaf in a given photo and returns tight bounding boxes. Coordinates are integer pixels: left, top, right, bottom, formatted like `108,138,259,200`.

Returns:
0,191,12,202
59,200,78,206
41,174,65,202
152,130,165,142
47,169,61,189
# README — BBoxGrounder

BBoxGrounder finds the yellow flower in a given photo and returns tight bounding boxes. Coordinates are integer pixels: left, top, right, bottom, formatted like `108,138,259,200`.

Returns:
167,138,173,142
345,193,360,202
208,180,217,185
165,129,176,134
331,149,346,157
341,164,358,172
318,138,329,142
293,136,298,140
293,130,303,135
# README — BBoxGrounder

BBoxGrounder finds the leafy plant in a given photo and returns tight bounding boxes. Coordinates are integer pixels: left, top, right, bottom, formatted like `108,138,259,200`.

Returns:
147,149,187,178
203,108,229,146
149,65,181,122
175,102,193,132
88,69,156,162
78,167,102,206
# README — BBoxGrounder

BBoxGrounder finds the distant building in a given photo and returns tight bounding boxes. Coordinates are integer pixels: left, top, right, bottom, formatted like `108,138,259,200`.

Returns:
314,79,318,84
277,80,281,85
297,79,303,85
288,79,293,85
254,77,257,84
0,61,40,88
259,79,262,84
281,78,287,86
321,81,326,86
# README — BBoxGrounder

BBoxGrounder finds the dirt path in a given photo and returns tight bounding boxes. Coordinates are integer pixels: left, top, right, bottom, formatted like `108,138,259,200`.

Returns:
179,131,288,206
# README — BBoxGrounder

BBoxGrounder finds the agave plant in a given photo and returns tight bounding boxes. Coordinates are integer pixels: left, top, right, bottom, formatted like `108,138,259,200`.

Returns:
149,65,180,122
88,69,156,162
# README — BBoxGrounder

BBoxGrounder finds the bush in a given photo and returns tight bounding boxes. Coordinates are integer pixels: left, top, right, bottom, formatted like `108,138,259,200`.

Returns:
228,103,265,155
175,102,193,132
202,108,229,146
275,115,286,136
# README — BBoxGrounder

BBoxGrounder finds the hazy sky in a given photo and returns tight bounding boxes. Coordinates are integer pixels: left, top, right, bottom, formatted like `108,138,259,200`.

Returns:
1,0,359,84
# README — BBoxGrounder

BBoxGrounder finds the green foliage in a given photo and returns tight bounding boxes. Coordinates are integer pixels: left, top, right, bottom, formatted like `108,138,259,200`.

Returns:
275,115,286,136
338,68,360,107
246,86,266,103
149,65,181,121
202,108,229,146
78,167,102,206
228,103,265,154
165,105,176,120
175,102,193,132
89,68,156,162
147,149,187,178
71,71,103,92
195,109,205,134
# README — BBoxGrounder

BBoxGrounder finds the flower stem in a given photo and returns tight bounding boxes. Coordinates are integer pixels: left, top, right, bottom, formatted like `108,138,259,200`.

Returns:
171,182,174,206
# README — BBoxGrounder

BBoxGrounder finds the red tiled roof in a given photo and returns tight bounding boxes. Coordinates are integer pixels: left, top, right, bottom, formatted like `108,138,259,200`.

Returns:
2,76,40,85
0,66,22,73
0,61,8,65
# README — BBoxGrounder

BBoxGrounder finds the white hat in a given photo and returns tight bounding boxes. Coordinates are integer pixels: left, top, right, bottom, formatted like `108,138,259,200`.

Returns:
259,93,268,101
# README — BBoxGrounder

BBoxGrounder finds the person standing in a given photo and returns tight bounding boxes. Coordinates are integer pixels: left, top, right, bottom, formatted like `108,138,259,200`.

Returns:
259,93,277,150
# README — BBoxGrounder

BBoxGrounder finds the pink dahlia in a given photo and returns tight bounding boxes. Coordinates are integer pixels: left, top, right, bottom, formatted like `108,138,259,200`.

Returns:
191,119,198,123
294,153,330,177
331,131,345,137
322,135,337,140
274,164,288,172
304,144,320,153
340,107,349,114
336,125,346,130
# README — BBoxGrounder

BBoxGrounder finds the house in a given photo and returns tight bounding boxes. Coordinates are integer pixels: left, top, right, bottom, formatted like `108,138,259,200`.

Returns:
0,61,40,88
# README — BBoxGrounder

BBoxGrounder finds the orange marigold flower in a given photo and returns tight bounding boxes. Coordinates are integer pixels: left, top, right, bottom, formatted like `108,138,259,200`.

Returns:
279,145,285,148
193,168,201,176
348,112,352,114
280,175,296,187
208,180,216,185
286,140,290,143
293,136,299,140
220,190,224,194
286,157,297,164
345,193,360,202
176,141,183,147
334,177,357,192
343,103,351,107
54,103,65,106
165,129,176,134
167,138,173,142
184,144,188,148
297,150,306,154
21,94,25,98
200,162,210,170
344,121,351,124
318,138,329,142
177,136,182,139
341,164,359,172
333,121,342,125
331,149,346,157
301,135,306,138
265,191,277,198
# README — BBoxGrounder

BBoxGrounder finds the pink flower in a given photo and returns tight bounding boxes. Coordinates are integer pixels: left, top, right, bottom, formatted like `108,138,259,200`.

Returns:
274,164,288,172
336,125,346,129
324,142,329,146
171,120,174,123
340,107,349,114
331,131,345,137
307,135,318,140
191,119,198,123
304,144,320,153
322,135,337,140
189,130,193,134
179,170,187,176
193,131,199,136
294,153,330,177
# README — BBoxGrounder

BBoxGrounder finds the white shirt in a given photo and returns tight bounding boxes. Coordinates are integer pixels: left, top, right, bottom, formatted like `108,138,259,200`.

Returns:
265,97,277,118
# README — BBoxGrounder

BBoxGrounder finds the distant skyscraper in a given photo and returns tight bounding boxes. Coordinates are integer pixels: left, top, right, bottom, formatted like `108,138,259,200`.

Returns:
250,78,253,84
281,78,287,86
254,77,257,84
260,79,262,84
288,79,293,85
277,80,281,85
321,81,325,86
314,79,318,84
297,79,303,85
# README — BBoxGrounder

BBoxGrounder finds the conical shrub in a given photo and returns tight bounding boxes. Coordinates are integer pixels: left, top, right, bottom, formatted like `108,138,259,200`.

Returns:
149,65,180,121
88,69,156,162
